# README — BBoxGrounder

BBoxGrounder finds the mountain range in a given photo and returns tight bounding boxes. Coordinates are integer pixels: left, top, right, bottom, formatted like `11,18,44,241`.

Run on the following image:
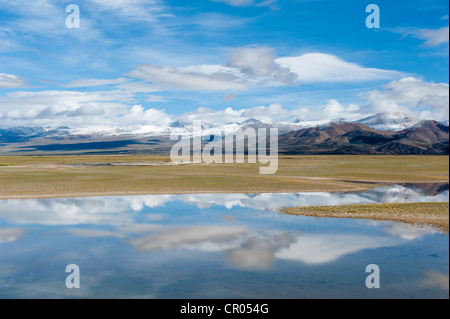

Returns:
278,120,449,155
0,112,448,155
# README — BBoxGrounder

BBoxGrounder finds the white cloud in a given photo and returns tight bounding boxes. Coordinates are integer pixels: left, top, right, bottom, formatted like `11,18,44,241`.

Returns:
65,228,126,238
0,87,174,129
226,232,297,270
64,78,130,88
177,103,289,125
129,64,248,91
228,45,297,84
365,77,449,121
222,93,238,102
128,225,400,268
0,0,102,44
276,53,402,83
421,271,449,291
116,82,161,93
118,223,163,233
382,223,437,240
0,89,130,121
0,198,135,226
211,0,276,7
90,0,170,21
124,104,173,125
129,226,247,251
227,240,276,270
129,49,399,91
0,27,22,52
0,73,27,88
175,100,363,126
228,46,277,77
0,228,26,243
321,99,361,121
275,234,396,264
413,26,449,47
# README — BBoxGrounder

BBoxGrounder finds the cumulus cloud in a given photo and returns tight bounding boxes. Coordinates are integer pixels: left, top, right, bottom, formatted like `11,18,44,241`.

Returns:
321,100,361,121
227,46,297,84
0,89,131,128
124,104,173,125
175,103,293,126
0,88,173,130
174,101,364,126
365,77,449,121
0,73,27,88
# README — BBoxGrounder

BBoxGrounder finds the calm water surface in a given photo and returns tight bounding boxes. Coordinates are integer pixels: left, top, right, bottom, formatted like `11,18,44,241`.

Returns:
0,185,448,299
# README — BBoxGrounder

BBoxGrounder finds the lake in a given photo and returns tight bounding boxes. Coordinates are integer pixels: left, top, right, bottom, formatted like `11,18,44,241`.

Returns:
0,184,448,299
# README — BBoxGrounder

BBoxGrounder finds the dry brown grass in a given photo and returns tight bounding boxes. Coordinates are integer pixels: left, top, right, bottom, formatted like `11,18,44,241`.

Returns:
0,155,448,199
282,202,449,233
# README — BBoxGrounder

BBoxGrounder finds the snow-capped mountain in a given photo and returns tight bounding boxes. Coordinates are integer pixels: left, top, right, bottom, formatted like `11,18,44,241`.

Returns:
0,126,71,143
1,113,447,144
356,112,420,131
241,118,263,125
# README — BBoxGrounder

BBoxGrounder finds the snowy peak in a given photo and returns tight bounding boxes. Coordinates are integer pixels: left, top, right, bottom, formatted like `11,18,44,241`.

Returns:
357,112,420,131
169,120,191,129
241,118,263,125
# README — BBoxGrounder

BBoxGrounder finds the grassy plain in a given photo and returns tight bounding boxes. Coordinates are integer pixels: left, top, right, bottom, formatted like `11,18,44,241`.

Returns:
0,155,448,199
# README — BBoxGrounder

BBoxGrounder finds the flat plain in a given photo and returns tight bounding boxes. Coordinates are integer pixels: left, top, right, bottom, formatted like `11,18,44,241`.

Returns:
0,155,448,199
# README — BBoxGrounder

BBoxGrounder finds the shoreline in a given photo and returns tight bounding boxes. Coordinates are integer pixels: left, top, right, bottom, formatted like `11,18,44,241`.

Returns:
282,202,450,233
0,186,377,200
1,180,448,200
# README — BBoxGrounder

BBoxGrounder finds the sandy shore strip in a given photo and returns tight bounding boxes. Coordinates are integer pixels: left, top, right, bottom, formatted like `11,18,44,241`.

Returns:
281,202,449,233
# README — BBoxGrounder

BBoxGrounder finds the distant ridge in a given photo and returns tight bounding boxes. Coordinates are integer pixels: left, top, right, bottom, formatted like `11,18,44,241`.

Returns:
1,113,448,155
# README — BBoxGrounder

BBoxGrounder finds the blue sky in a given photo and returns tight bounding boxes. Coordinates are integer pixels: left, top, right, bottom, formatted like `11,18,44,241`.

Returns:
0,0,448,130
